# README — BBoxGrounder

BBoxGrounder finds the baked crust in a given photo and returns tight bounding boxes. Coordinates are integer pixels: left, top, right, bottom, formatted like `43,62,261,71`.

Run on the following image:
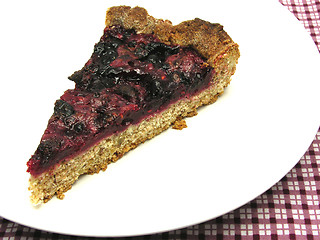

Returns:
28,6,240,205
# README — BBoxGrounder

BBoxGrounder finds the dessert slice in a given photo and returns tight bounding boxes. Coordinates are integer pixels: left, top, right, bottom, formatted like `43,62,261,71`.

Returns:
27,6,240,204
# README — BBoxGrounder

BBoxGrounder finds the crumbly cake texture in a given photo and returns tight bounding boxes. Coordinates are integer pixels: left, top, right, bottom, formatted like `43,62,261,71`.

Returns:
28,6,240,205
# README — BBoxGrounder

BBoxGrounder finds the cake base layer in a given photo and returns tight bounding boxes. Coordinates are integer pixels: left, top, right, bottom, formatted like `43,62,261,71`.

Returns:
28,48,236,204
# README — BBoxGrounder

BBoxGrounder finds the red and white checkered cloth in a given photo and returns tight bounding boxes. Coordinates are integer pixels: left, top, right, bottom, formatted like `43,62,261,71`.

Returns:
1,1,319,239
282,0,320,52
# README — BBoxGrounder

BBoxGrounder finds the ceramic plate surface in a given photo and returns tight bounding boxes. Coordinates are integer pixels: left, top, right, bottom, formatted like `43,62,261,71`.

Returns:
0,0,320,237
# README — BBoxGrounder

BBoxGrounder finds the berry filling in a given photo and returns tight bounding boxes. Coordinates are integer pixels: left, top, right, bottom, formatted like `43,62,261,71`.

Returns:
27,25,215,176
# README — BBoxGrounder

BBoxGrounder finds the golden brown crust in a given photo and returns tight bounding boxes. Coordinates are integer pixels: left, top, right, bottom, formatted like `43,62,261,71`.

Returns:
172,117,188,130
29,6,240,205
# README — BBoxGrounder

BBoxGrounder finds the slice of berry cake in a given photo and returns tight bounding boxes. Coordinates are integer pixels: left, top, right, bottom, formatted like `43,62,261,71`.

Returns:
27,6,240,204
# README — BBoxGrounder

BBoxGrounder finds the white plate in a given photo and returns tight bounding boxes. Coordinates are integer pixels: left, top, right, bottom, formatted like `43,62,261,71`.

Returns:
0,0,319,237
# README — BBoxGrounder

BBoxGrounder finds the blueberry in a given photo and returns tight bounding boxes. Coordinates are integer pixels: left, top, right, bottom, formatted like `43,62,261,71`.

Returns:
104,67,122,75
115,85,137,102
134,43,148,58
128,41,137,48
137,42,179,66
36,139,61,164
161,63,171,70
145,77,164,98
94,42,105,55
95,111,114,129
109,38,122,48
103,49,117,60
101,49,118,65
175,71,193,86
147,54,162,65
165,45,180,56
100,77,116,88
127,74,142,82
68,70,83,84
103,42,114,50
122,29,134,40
94,39,119,64
88,78,105,92
62,116,75,128
54,100,75,117
145,42,163,51
90,65,100,75
73,122,85,133
99,65,112,76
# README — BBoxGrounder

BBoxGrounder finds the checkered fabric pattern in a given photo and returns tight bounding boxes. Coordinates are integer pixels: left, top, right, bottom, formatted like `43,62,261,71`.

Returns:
281,0,320,52
1,1,319,239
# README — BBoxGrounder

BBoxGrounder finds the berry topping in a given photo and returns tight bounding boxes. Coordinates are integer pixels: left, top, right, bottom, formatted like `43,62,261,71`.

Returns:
27,25,215,176
54,100,75,118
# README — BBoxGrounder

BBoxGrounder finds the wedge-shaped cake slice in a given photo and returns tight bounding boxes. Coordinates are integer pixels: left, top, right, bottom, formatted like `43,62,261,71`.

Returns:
27,6,240,204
